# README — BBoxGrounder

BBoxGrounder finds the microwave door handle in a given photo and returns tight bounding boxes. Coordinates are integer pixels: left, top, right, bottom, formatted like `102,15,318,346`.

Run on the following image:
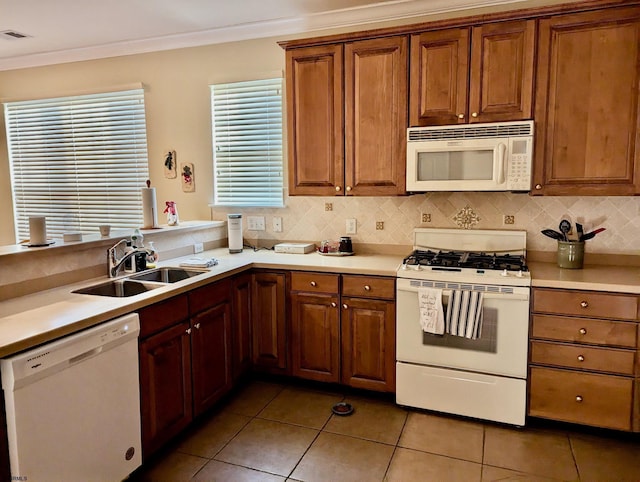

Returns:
495,143,507,184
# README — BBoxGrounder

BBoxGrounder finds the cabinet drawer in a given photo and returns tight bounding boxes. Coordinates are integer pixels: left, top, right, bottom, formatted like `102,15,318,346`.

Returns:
533,289,638,320
532,314,637,348
188,279,231,314
530,341,635,376
342,275,395,300
290,272,339,294
529,367,633,431
138,294,189,339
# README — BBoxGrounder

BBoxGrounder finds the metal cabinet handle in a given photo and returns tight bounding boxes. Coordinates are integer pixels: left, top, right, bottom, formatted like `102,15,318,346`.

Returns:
310,281,317,287
194,323,201,330
575,395,583,402
364,285,371,291
471,112,478,118
579,328,587,335
580,301,589,308
342,303,348,309
577,355,585,362
457,113,464,119
186,328,192,335
346,186,352,192
335,186,341,192
535,184,542,190
330,302,337,308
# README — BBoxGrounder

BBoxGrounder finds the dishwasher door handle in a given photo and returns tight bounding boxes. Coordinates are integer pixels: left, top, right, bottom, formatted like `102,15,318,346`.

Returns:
69,346,103,365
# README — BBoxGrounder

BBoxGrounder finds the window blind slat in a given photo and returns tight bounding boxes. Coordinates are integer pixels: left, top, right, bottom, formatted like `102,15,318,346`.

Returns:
211,78,283,208
5,88,150,241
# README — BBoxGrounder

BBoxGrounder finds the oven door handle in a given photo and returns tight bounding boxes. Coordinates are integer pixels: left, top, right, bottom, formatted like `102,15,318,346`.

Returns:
398,287,529,301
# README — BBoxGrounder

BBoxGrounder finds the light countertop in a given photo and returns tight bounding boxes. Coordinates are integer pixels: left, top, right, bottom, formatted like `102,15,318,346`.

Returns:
0,248,402,358
1,249,639,359
529,261,640,294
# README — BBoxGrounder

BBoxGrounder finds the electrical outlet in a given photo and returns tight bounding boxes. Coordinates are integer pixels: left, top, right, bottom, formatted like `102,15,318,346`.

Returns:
247,216,266,231
376,221,384,230
346,218,357,234
503,215,515,225
422,213,431,223
325,203,333,211
272,217,282,233
193,242,204,254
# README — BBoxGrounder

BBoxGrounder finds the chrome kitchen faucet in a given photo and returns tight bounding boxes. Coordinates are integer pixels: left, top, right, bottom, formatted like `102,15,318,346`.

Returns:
107,239,155,278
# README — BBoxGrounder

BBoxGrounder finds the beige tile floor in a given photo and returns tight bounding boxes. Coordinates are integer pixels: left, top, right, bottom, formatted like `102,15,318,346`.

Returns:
132,380,640,482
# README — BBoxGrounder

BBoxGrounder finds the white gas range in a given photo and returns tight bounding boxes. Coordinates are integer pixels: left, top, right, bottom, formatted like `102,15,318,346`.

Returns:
395,228,531,426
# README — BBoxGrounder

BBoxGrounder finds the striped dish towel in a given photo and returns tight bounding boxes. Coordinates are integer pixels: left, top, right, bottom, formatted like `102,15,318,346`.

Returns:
445,290,484,339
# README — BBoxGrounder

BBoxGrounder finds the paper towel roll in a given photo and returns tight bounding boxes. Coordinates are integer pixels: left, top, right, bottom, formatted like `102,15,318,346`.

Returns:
142,188,158,228
29,216,47,245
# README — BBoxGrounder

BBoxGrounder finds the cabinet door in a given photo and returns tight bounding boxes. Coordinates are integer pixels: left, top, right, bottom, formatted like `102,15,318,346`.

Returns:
469,20,535,123
139,321,192,458
252,272,288,373
345,36,407,195
290,292,340,383
410,28,469,126
533,7,640,195
232,273,253,380
341,297,396,392
286,45,344,195
191,302,232,416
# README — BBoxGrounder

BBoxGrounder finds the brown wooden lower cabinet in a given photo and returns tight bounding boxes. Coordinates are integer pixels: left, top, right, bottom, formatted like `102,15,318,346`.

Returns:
251,271,288,373
138,280,233,459
290,291,340,383
232,273,253,380
529,366,634,431
139,320,193,458
341,296,395,392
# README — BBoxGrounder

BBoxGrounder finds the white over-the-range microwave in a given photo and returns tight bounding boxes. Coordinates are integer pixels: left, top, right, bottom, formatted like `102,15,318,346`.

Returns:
406,120,534,192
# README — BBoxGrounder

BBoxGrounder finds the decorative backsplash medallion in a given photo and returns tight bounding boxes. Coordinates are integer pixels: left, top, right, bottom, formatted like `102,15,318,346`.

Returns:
453,205,480,229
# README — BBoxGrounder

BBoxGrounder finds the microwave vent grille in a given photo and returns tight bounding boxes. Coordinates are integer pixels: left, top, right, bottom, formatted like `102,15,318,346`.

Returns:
408,122,533,142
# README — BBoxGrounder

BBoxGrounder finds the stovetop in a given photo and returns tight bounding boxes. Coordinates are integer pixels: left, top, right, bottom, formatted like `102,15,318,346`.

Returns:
402,249,528,272
396,228,531,286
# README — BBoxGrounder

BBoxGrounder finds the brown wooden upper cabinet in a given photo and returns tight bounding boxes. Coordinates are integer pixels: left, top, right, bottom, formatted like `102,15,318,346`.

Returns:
532,7,640,195
285,36,407,196
409,20,535,126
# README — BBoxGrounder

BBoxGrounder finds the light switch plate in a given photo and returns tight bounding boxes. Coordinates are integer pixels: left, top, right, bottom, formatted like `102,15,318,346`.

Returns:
346,218,357,234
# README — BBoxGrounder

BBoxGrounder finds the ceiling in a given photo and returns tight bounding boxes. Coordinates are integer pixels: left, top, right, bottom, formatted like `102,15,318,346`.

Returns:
0,0,563,71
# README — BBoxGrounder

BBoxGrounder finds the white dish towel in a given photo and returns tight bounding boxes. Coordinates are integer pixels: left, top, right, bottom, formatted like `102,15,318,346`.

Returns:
418,288,445,335
445,290,484,339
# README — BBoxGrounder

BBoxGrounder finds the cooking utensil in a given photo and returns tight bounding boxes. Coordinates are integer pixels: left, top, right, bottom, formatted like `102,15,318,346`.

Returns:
541,229,565,240
576,223,584,241
559,220,572,241
580,227,606,241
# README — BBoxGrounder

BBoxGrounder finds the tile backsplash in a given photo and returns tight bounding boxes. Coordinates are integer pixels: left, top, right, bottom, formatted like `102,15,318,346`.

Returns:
211,192,640,255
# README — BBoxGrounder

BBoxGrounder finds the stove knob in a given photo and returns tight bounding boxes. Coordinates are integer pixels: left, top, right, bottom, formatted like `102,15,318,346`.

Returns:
501,269,509,277
401,264,407,270
516,270,523,278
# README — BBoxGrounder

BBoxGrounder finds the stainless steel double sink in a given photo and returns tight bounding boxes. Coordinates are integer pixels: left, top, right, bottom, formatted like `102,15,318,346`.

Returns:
72,267,210,297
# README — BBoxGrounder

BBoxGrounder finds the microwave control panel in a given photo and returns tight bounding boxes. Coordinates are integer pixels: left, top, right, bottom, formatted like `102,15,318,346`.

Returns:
507,139,532,191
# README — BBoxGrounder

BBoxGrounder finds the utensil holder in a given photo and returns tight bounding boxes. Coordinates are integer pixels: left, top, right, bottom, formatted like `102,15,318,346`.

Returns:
557,241,584,269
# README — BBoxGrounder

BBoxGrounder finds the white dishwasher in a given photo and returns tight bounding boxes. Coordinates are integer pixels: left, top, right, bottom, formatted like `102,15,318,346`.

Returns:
1,313,142,482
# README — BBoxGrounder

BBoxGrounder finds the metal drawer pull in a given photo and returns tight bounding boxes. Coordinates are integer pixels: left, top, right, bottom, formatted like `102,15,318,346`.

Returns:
186,328,192,335
364,285,371,291
580,301,588,308
310,281,317,287
579,328,587,335
342,304,348,309
575,395,583,402
194,323,201,330
330,302,337,308
577,355,585,362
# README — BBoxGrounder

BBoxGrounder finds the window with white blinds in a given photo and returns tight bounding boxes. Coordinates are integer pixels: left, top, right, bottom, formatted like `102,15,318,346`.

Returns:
4,89,149,242
211,78,283,207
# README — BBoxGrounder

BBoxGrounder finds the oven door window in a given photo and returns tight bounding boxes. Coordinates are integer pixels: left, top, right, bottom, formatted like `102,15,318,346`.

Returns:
422,307,497,353
416,150,494,182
